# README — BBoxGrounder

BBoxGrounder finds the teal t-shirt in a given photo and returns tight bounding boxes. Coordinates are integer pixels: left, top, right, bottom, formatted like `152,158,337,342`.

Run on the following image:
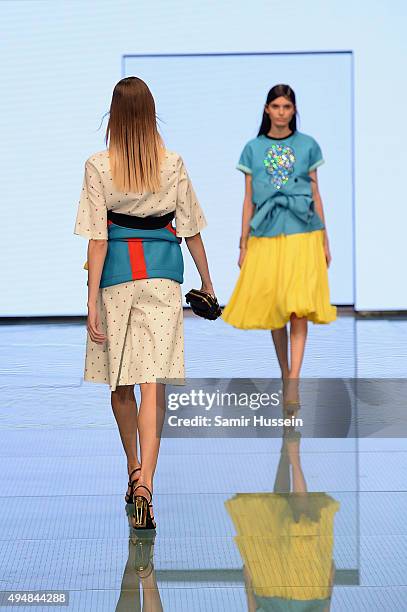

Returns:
254,594,330,611
237,131,325,237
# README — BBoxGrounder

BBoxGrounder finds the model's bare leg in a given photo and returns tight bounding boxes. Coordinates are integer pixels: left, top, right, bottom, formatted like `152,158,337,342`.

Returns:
271,325,290,379
139,569,163,612
273,436,291,493
111,385,141,499
283,314,307,407
286,433,308,519
115,558,141,612
286,436,307,494
136,382,166,522
289,314,308,378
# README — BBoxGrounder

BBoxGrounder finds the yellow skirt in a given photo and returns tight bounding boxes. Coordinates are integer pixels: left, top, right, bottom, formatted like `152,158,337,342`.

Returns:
222,230,337,330
225,492,340,600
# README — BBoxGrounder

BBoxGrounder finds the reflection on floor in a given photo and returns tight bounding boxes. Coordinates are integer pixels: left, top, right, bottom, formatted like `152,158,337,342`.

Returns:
0,312,406,610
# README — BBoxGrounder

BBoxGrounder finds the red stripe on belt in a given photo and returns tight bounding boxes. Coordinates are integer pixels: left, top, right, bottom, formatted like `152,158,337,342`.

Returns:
127,239,147,279
166,222,177,236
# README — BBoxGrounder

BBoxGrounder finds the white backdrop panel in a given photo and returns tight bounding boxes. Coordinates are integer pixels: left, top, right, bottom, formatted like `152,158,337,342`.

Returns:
124,52,353,306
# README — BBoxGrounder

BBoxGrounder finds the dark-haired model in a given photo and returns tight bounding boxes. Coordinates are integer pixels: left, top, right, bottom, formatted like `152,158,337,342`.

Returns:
222,85,336,400
74,77,215,529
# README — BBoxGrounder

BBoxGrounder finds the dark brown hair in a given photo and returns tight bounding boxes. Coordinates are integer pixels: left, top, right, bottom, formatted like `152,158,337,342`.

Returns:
257,84,298,136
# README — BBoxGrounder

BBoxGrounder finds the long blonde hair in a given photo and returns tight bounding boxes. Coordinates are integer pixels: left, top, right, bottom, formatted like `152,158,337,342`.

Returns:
105,77,164,193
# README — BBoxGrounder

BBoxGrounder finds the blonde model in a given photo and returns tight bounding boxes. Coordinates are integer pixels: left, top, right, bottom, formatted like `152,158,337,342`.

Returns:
74,77,215,529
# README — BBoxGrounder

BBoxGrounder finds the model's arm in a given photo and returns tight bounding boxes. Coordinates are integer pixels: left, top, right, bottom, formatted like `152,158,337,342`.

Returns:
242,564,258,612
322,559,336,611
238,174,255,268
309,169,332,267
87,239,108,343
184,233,215,296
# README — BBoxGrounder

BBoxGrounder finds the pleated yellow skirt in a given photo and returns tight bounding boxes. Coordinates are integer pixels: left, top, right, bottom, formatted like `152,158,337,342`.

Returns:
225,492,340,600
222,230,337,330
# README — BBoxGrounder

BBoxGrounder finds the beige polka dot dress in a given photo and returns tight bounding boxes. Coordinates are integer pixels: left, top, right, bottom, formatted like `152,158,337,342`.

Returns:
73,149,207,391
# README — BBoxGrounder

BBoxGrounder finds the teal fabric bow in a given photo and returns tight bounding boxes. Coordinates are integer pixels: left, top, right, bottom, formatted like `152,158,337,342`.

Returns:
250,190,314,234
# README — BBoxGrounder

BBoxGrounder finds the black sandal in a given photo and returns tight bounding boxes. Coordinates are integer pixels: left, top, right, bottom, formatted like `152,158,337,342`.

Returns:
133,530,156,575
124,467,141,504
132,484,156,530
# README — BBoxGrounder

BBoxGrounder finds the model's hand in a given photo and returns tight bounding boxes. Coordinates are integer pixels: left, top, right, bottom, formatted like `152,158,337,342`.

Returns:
87,304,107,344
238,247,247,268
200,282,215,298
324,240,332,268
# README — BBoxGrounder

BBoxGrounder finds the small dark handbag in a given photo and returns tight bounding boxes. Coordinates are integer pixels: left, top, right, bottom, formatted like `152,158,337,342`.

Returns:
185,289,222,321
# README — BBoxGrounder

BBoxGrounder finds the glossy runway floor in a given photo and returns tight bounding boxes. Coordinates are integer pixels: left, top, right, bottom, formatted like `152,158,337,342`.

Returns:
1,311,407,611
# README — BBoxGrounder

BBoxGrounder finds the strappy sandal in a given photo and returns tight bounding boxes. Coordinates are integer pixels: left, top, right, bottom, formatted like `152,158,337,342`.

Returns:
283,399,301,414
133,530,156,576
124,467,141,504
282,379,300,413
132,484,156,530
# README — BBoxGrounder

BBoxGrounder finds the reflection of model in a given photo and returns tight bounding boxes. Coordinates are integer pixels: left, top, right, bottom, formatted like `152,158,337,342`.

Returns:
222,84,336,382
225,408,339,611
74,77,215,529
116,514,161,611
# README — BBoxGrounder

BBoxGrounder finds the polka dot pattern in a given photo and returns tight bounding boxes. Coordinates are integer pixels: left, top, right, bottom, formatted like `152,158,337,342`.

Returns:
84,278,184,391
74,150,207,240
74,158,108,240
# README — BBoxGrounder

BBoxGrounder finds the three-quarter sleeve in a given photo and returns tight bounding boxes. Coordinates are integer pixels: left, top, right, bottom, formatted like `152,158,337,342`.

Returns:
308,138,325,172
74,159,108,239
236,142,253,174
175,156,207,238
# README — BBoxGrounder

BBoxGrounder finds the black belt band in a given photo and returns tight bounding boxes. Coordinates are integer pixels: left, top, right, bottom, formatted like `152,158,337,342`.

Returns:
107,209,175,229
